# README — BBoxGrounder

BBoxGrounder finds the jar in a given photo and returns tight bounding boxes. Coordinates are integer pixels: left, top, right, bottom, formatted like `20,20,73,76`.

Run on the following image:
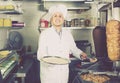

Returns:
71,19,75,27
4,18,12,27
40,19,49,28
64,20,71,27
85,19,90,26
71,18,79,27
80,18,85,27
74,18,79,27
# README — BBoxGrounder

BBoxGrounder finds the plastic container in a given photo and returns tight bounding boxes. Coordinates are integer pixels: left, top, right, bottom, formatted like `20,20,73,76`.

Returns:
40,19,49,28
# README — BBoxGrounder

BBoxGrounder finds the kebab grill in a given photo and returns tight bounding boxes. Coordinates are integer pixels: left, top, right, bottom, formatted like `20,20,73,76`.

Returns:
106,20,120,70
80,73,110,83
74,20,120,83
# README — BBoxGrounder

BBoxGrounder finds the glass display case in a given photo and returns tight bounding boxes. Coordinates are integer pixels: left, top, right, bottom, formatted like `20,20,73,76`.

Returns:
0,50,18,83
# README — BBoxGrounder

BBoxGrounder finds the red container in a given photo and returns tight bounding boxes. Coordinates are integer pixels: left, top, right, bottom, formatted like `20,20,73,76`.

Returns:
40,19,49,28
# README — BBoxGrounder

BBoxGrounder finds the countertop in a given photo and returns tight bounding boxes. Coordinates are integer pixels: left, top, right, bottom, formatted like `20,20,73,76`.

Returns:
72,60,120,83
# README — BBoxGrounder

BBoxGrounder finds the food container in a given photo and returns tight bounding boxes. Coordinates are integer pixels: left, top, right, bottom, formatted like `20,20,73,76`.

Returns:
12,22,25,27
64,20,71,27
78,71,120,83
71,18,80,27
79,72,110,83
76,61,120,83
84,19,90,26
80,18,85,27
4,18,12,27
40,19,49,28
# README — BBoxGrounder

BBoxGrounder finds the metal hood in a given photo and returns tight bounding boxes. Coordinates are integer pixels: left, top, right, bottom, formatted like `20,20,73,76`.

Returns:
39,0,92,11
43,0,85,1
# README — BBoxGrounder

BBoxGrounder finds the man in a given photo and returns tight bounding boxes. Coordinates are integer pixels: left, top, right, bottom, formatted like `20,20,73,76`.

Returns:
37,4,87,83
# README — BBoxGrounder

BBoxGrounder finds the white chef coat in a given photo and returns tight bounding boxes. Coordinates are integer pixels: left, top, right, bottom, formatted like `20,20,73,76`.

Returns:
37,26,83,83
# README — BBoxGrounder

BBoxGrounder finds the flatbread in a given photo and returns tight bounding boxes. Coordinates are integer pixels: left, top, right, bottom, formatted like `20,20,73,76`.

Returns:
41,56,69,65
0,50,11,58
89,58,97,63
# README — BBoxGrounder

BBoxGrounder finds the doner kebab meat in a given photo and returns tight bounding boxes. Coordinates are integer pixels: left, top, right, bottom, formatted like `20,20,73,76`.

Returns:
106,20,120,61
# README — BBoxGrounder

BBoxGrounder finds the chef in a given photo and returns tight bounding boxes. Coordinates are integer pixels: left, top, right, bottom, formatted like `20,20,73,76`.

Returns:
37,4,87,83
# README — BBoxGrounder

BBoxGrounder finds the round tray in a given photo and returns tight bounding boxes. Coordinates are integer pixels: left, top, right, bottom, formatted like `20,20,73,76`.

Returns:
41,56,70,65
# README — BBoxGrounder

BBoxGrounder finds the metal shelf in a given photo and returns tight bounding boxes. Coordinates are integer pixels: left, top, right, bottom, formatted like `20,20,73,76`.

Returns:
43,0,85,1
39,27,95,30
0,27,23,29
0,10,23,14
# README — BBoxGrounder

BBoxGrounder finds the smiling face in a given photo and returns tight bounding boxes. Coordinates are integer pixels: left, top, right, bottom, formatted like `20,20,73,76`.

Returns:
51,12,64,27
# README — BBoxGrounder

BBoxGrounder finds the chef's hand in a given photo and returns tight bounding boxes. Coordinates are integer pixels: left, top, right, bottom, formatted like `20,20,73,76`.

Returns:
80,52,87,60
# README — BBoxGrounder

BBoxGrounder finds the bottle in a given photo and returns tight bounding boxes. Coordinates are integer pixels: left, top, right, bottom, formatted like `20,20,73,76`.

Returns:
27,45,31,52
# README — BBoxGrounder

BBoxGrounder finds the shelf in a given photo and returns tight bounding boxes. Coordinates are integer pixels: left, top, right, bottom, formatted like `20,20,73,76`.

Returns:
39,27,95,30
0,27,10,29
43,0,84,1
0,10,23,14
63,27,94,29
68,7,91,11
0,27,23,29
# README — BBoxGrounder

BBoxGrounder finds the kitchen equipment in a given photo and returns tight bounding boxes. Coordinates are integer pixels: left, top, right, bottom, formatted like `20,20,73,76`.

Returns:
93,26,108,60
79,72,110,83
73,60,120,83
74,18,79,27
0,51,18,82
106,20,120,71
73,72,120,83
93,26,120,73
6,31,23,50
41,56,70,65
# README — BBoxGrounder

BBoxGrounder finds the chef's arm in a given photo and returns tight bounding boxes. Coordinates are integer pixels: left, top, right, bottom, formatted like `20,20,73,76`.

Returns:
37,32,47,61
69,34,87,60
80,52,87,60
70,44,87,60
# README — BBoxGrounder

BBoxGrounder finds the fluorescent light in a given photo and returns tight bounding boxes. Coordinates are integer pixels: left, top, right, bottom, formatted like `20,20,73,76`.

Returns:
84,2,93,3
84,0,94,3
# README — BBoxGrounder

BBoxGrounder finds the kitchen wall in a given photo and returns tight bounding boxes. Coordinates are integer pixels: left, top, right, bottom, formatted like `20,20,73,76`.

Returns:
0,0,100,54
17,1,40,52
20,1,97,53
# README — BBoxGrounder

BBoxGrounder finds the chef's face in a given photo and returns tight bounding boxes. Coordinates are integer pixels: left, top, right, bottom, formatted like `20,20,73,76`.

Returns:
51,12,64,26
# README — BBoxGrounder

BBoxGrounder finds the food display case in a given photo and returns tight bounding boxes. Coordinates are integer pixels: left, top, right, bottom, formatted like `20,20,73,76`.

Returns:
0,50,18,83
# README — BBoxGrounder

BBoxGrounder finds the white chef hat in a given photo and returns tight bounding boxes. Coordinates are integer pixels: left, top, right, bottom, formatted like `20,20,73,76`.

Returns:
48,4,67,20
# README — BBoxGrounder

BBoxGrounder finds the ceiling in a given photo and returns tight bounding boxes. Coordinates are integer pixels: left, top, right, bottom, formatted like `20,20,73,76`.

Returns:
38,0,120,11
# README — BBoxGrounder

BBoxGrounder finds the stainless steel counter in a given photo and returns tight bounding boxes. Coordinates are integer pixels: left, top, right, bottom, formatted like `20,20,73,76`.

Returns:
73,60,120,83
15,58,33,83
